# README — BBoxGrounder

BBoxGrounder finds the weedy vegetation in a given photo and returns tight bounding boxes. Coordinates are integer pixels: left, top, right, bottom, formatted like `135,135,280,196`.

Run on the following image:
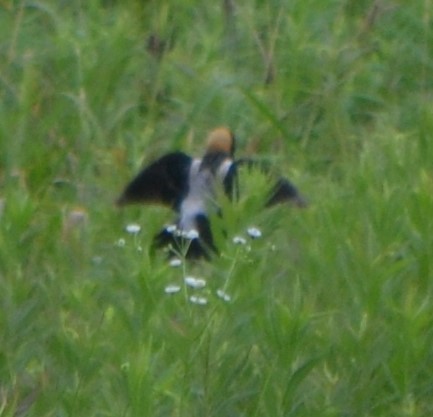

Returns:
1,0,433,416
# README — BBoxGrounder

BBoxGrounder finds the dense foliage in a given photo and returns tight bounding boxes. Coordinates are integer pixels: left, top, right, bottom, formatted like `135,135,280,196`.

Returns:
1,1,433,416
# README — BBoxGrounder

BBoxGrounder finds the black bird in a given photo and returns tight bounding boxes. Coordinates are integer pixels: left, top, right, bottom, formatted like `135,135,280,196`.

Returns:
116,127,306,259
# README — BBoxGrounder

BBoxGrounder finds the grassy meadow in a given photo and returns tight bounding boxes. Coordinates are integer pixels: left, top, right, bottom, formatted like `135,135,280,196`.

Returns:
1,0,433,415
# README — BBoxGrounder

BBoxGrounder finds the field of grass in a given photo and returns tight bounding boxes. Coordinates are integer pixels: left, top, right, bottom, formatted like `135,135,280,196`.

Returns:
1,0,433,416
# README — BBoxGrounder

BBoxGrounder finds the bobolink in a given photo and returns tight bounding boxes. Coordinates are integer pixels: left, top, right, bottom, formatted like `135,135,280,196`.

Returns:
117,127,306,259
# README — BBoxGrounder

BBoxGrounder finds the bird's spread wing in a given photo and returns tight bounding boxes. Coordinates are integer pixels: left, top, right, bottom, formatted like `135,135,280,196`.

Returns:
116,152,192,211
266,178,307,208
232,158,307,208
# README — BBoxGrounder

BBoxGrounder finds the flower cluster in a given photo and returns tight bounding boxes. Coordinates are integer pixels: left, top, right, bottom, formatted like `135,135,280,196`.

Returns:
232,226,263,245
164,224,199,240
115,223,143,249
164,274,231,306
116,223,265,306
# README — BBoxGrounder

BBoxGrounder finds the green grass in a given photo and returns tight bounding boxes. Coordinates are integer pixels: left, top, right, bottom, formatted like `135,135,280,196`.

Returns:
1,0,433,416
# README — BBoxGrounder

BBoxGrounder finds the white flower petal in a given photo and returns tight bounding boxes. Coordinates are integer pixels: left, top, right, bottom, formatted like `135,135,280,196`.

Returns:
164,284,181,294
233,236,247,245
189,295,208,305
247,227,262,239
125,223,141,234
183,229,199,240
166,224,177,233
184,276,206,289
216,289,231,302
169,258,182,267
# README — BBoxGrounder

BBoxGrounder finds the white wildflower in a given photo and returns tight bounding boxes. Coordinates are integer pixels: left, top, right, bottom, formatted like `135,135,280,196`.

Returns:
125,223,141,234
247,227,262,239
184,276,206,289
164,284,181,294
169,258,182,267
189,295,208,305
165,224,177,233
232,236,247,245
216,289,231,302
183,229,199,240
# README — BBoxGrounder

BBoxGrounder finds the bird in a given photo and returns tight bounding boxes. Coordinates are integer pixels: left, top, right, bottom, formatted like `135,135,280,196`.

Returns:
116,127,306,260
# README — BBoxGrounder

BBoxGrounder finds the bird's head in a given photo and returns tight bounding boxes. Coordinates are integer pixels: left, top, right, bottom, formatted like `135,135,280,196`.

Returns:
205,127,235,157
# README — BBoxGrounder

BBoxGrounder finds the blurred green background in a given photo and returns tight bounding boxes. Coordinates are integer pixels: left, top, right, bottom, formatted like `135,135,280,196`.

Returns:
1,1,433,416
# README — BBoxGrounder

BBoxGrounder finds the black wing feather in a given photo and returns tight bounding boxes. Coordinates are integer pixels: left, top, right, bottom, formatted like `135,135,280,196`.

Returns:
116,152,192,211
233,158,307,208
266,178,307,208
